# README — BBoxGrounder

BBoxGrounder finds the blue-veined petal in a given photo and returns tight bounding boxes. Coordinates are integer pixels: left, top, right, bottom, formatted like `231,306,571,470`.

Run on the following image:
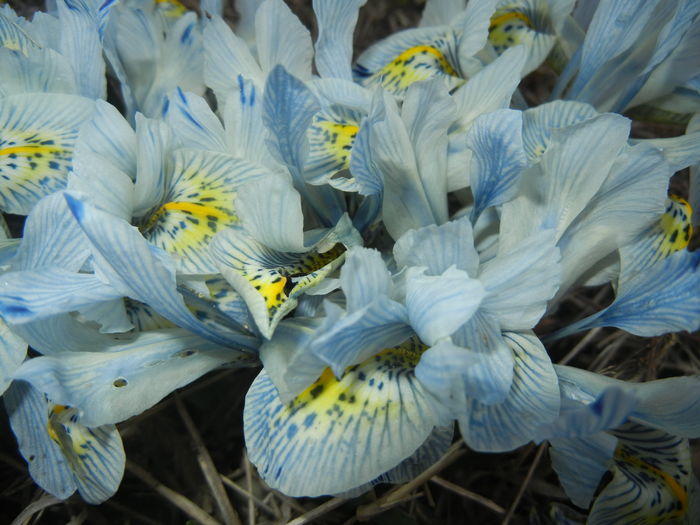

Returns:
0,93,95,214
4,381,125,504
488,0,573,74
420,0,467,28
222,77,269,167
14,191,89,271
163,88,226,152
0,268,122,323
551,249,700,339
641,130,700,172
402,79,454,226
405,265,484,346
255,0,313,81
64,193,259,350
621,193,694,274
263,65,345,226
75,99,136,177
234,173,305,253
451,310,514,404
393,216,480,276
12,313,118,355
614,0,700,111
56,0,106,100
69,151,134,220
554,365,700,438
453,0,498,63
565,0,661,101
458,331,560,452
466,108,526,222
590,424,694,525
203,15,264,99
0,46,76,97
244,337,446,497
305,107,360,188
76,298,133,334
414,338,481,414
5,382,76,499
0,318,26,394
521,100,598,161
340,247,392,311
139,148,269,273
0,9,39,54
499,113,630,251
132,114,171,217
13,328,254,426
376,425,455,484
313,0,366,80
481,230,560,330
555,143,671,294
309,247,412,374
549,432,618,509
366,90,441,240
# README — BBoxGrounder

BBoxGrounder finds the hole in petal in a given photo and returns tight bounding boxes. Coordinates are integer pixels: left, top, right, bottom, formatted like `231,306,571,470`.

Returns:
113,377,128,388
173,349,197,358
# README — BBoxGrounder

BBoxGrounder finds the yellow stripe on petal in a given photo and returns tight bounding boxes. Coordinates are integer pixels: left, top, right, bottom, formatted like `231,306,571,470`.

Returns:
489,8,535,53
140,150,244,273
622,195,694,276
0,131,74,212
307,115,359,177
154,0,186,17
46,403,125,504
244,337,445,497
365,43,464,96
238,243,346,315
659,195,693,256
591,425,691,524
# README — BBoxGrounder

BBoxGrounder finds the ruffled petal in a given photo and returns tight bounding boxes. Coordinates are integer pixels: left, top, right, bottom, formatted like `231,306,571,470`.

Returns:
405,265,484,346
393,216,480,276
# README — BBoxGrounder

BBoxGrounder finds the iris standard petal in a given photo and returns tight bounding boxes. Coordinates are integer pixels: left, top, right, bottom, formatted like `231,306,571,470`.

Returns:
313,0,365,80
405,265,484,346
466,108,527,222
393,216,480,276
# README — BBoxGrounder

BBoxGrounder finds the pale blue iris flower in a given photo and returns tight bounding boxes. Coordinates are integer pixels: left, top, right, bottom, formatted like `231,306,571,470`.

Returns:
0,1,110,100
538,365,700,525
102,0,204,120
553,0,700,114
241,207,561,495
